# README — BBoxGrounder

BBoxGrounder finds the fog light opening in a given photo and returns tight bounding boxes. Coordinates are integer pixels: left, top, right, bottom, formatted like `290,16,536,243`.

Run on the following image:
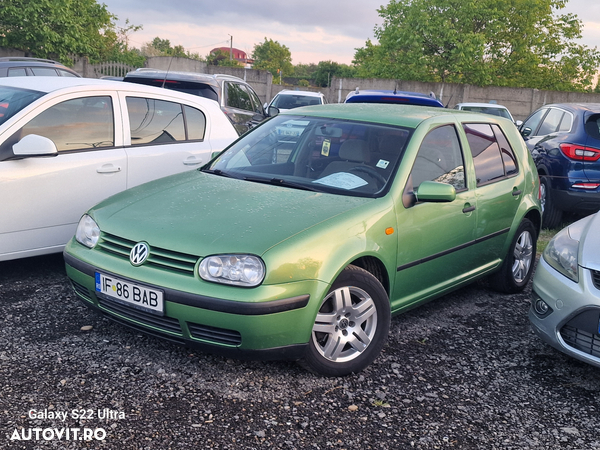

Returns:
534,299,550,315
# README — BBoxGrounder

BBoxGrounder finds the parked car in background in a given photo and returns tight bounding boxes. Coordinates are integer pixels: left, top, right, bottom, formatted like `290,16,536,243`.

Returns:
265,90,325,113
344,88,444,107
529,211,600,368
63,104,541,376
0,77,238,261
123,69,267,135
0,57,80,78
454,102,520,125
519,103,600,228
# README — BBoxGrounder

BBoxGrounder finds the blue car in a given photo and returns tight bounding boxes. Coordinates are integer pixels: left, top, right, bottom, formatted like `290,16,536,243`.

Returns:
520,103,600,228
345,88,444,108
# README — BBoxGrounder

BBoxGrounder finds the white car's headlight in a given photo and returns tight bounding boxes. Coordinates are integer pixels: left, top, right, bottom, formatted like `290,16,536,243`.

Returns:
75,215,100,249
199,254,265,287
543,227,579,283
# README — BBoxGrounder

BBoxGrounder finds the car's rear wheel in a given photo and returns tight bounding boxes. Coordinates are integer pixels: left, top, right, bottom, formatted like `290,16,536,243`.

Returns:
540,176,563,229
489,218,537,294
301,265,390,377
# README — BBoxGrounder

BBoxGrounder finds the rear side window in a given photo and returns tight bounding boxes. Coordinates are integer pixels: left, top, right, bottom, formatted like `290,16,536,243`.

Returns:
126,97,206,144
464,123,518,186
30,67,59,76
8,68,27,77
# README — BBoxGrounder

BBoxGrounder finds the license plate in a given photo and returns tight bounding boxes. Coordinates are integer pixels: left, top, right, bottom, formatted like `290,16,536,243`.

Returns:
95,272,164,315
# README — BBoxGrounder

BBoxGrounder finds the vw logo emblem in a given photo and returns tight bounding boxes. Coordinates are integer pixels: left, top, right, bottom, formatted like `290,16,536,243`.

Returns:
130,242,149,266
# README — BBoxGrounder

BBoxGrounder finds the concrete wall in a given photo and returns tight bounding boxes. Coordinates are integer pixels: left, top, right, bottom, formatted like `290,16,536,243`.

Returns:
328,77,600,120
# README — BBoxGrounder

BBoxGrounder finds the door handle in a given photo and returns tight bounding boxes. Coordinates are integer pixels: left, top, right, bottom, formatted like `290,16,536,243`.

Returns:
183,157,203,166
462,205,476,213
96,164,121,174
512,189,522,196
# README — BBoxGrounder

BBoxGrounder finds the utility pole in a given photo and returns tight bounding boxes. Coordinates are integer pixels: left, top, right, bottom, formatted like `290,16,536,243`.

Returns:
228,34,233,61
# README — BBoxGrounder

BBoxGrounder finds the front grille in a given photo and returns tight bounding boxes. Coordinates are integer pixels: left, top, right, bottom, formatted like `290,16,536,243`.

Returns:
560,325,600,359
187,322,241,346
98,232,199,274
98,297,183,335
592,270,600,290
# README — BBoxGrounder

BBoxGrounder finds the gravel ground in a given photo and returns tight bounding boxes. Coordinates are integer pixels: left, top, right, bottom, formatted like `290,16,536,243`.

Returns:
1,253,599,449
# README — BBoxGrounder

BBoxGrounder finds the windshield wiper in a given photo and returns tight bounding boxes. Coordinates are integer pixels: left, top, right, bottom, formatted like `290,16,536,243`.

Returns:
243,176,320,192
201,168,243,179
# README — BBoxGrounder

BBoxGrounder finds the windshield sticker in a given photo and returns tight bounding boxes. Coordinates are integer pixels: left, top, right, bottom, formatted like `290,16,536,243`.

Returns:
321,139,331,156
313,173,369,190
376,159,390,169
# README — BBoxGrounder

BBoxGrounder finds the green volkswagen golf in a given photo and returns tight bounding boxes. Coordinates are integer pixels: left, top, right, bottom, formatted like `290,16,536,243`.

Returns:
64,104,541,376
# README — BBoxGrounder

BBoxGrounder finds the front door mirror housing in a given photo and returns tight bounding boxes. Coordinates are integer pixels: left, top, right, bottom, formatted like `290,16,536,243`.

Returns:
13,134,58,158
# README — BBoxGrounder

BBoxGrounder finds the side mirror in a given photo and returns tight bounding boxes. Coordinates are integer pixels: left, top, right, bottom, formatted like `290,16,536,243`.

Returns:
415,181,456,203
268,106,280,117
13,134,58,158
515,120,523,127
521,127,532,138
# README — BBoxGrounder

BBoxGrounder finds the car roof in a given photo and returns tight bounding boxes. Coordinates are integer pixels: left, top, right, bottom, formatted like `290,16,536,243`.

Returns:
124,69,247,86
0,76,225,106
542,103,600,113
278,103,495,128
345,89,444,107
275,90,323,97
456,102,509,109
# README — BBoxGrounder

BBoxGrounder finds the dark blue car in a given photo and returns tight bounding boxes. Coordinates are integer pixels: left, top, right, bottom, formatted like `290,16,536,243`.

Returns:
345,88,444,107
520,103,600,228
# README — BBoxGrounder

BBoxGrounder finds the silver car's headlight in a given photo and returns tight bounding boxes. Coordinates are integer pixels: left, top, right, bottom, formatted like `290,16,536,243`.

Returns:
199,254,265,287
75,214,100,249
543,227,579,283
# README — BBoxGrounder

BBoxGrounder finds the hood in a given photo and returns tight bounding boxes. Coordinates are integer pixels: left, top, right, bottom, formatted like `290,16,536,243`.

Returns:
92,170,371,256
580,212,600,270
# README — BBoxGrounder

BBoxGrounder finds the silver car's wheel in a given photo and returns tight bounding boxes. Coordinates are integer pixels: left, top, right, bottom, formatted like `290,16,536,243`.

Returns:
312,285,378,363
301,265,390,376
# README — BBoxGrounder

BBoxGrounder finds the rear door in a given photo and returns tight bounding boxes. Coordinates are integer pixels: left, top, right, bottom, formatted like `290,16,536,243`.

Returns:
119,93,217,188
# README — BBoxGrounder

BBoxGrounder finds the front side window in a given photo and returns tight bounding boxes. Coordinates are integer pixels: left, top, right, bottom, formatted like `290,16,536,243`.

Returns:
408,125,466,192
30,67,60,76
537,108,565,136
225,82,253,111
522,109,547,135
127,97,185,144
19,96,114,152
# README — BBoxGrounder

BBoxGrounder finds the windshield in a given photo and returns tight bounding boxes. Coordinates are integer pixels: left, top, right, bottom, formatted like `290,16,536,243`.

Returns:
206,114,412,197
0,86,45,126
272,94,322,109
462,106,512,120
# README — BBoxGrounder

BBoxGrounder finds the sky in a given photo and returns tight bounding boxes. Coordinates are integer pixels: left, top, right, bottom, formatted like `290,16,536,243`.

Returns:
101,0,600,66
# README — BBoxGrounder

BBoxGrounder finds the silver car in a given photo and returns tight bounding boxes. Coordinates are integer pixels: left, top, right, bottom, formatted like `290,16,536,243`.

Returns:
529,211,600,366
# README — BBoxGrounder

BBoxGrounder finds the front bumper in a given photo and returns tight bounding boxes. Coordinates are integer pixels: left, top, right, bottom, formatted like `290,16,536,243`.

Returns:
529,257,600,367
63,249,328,361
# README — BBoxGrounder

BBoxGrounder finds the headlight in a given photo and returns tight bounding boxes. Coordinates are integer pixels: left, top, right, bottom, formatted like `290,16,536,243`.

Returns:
75,215,100,249
199,254,265,287
543,227,579,282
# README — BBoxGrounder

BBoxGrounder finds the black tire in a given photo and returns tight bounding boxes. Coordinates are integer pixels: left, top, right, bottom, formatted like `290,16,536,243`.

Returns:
489,218,537,294
540,176,563,229
301,265,390,377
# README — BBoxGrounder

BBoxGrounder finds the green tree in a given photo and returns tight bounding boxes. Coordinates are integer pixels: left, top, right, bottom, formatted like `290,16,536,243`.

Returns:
206,49,242,67
101,19,145,66
354,0,600,91
0,0,117,64
313,61,357,87
252,38,293,80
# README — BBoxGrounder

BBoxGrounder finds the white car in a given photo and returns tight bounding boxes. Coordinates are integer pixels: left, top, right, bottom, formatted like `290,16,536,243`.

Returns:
265,90,325,113
454,102,521,125
0,77,238,261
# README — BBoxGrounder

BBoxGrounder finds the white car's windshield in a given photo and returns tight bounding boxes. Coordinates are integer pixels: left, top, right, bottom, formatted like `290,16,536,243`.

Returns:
206,114,412,197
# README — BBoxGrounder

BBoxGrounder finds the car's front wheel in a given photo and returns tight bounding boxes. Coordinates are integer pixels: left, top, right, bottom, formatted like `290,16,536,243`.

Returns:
301,265,390,377
489,218,537,294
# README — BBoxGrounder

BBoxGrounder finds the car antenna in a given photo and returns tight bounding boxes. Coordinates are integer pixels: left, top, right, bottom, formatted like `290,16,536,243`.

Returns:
394,82,397,95
444,94,454,109
162,56,175,89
